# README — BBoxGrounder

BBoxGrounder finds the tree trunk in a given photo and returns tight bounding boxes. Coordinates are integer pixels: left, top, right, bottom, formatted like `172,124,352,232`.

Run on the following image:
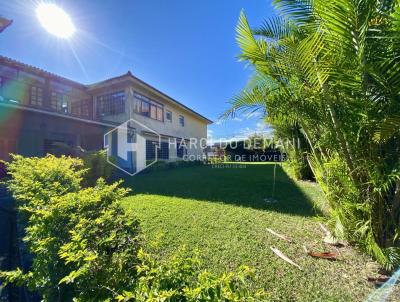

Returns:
327,103,358,184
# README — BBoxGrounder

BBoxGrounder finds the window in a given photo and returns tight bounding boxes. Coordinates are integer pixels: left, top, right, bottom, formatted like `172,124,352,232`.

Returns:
177,140,187,158
146,140,158,160
179,115,185,127
146,140,169,160
29,86,43,107
157,107,163,121
134,92,164,122
51,91,70,114
141,101,150,117
127,123,136,143
96,91,126,117
166,110,172,122
71,99,91,118
150,104,157,119
158,142,169,160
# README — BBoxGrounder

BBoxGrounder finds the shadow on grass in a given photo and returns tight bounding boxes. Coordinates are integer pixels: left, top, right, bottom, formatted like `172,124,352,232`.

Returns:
122,163,322,217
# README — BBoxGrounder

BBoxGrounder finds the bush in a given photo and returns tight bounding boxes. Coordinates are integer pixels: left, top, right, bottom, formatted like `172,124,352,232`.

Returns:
82,150,114,187
6,154,85,210
30,142,114,187
283,151,314,181
1,179,141,301
118,248,267,302
2,155,141,301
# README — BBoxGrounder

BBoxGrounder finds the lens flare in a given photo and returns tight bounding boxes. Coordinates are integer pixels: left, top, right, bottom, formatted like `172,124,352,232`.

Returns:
36,3,75,39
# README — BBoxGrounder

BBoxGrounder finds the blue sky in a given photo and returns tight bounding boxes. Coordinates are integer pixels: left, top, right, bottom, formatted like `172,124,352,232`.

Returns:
0,0,276,141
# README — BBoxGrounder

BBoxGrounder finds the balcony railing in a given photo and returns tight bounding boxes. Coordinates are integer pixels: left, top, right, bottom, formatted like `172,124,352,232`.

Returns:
0,96,95,121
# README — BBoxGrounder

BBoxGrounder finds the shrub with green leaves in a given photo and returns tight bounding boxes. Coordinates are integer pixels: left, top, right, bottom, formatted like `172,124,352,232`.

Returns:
1,179,141,301
6,154,85,209
118,248,267,302
81,150,114,187
2,155,141,300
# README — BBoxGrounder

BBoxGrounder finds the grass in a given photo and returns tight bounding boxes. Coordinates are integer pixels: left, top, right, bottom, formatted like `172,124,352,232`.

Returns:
120,163,381,301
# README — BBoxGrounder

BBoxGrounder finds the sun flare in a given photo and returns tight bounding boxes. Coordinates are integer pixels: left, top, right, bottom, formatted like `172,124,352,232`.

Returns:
36,3,75,39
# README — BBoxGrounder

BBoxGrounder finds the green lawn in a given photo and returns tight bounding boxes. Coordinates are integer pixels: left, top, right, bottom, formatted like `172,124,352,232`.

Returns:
121,163,377,301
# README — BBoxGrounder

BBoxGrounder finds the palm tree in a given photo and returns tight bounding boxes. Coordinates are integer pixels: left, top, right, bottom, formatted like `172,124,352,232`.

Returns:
224,0,400,269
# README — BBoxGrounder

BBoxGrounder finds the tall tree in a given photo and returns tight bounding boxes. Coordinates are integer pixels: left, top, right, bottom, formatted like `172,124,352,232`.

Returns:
224,0,400,269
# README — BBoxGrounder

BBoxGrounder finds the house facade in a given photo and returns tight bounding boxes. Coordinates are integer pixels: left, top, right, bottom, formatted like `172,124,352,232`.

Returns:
0,56,212,164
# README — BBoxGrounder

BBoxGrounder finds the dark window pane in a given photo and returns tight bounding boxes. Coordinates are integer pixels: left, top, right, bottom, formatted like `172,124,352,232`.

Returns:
142,101,150,116
96,91,126,117
51,91,70,114
166,110,172,122
158,142,169,160
146,140,169,160
30,86,43,107
71,99,91,118
177,141,187,158
146,140,158,160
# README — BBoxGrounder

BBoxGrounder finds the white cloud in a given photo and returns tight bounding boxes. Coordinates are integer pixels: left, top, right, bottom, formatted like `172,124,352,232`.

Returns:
233,117,243,122
256,122,267,131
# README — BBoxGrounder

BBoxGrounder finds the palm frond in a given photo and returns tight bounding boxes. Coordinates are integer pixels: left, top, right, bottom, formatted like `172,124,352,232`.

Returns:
253,16,296,40
236,11,267,64
220,86,268,121
273,0,315,25
373,115,400,142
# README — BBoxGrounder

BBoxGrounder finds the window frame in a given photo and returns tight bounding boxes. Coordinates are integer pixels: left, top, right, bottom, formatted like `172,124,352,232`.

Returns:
96,91,126,117
71,99,91,118
177,140,187,158
133,91,164,122
166,110,172,122
179,115,185,127
50,91,70,114
29,85,44,107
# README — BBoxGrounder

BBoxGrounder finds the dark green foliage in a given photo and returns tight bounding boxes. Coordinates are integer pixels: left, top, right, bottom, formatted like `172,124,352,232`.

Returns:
81,150,114,187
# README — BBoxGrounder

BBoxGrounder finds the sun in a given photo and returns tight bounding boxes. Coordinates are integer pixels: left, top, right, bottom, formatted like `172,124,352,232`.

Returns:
36,3,76,39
